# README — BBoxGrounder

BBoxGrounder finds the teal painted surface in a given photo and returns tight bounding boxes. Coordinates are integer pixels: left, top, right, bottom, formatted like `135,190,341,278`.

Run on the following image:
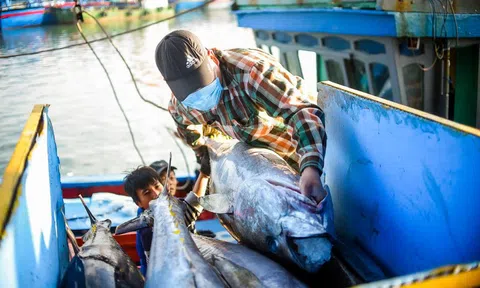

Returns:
394,12,480,38
0,109,68,287
235,9,480,38
318,83,480,276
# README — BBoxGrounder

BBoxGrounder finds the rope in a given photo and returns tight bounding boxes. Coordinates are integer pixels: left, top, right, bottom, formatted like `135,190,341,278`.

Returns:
76,9,198,171
76,20,146,165
165,127,192,190
82,10,169,111
0,0,216,59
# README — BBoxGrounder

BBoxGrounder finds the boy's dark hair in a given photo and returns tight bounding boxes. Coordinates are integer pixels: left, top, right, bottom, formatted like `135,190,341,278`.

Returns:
124,166,161,203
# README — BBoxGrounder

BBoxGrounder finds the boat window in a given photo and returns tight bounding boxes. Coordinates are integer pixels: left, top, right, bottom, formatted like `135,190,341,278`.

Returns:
270,46,281,62
346,59,369,93
370,63,393,101
285,51,303,78
272,32,293,44
295,34,319,47
298,50,318,92
354,39,386,55
325,60,345,86
255,30,270,41
322,37,350,52
260,44,271,54
403,64,424,110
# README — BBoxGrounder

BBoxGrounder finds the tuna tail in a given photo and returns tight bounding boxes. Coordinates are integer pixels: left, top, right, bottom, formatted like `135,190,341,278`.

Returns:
78,194,97,226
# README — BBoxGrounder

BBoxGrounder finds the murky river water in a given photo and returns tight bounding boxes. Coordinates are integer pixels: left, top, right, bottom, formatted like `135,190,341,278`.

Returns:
0,8,256,177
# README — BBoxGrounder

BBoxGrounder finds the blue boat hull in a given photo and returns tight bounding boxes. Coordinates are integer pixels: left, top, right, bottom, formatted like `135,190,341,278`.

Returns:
174,0,205,12
0,7,57,30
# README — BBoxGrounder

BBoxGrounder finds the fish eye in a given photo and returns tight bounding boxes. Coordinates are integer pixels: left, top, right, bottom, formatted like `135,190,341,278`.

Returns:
266,236,279,253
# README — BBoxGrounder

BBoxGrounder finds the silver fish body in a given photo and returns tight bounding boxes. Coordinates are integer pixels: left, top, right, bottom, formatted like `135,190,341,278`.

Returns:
202,139,335,273
61,211,144,287
146,193,225,287
194,234,308,288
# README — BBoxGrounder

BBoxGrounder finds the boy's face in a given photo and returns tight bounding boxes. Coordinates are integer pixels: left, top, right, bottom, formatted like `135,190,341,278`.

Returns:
135,180,163,209
160,170,178,196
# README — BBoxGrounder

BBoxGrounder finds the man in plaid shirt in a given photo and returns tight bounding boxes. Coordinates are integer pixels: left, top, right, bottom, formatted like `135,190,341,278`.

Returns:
155,30,328,228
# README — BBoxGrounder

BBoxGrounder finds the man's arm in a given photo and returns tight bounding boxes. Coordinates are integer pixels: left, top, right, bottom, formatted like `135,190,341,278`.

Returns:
245,56,327,203
246,60,327,175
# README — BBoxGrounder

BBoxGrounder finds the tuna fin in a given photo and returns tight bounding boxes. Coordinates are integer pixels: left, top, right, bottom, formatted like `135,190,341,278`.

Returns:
200,194,233,214
210,255,264,288
160,152,173,196
78,194,97,225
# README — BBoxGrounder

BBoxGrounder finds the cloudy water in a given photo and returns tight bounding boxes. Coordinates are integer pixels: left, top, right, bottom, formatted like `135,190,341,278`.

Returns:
0,8,256,177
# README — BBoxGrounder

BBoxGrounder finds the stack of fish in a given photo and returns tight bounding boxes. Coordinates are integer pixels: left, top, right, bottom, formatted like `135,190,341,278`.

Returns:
61,139,334,287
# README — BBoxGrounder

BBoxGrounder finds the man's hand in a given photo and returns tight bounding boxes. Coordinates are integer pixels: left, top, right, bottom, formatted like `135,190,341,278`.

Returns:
193,145,208,164
193,145,211,176
300,166,327,205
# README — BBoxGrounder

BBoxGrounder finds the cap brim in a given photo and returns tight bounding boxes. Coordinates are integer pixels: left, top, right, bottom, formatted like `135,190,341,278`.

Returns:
166,58,215,101
158,166,177,174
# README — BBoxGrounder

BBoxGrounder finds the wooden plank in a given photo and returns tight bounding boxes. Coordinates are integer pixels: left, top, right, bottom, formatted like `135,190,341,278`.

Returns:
0,104,47,241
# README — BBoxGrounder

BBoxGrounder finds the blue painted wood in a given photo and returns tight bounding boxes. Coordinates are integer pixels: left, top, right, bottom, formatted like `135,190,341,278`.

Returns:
235,8,398,37
0,108,69,287
61,174,196,189
319,82,480,276
174,0,205,12
235,8,480,38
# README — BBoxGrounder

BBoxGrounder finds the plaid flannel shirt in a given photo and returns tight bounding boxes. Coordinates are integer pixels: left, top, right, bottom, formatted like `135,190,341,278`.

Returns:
168,48,326,174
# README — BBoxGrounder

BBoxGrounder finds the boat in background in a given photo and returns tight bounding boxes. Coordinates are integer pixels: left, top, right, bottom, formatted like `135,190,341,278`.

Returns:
233,0,480,129
1,0,173,30
1,80,480,286
171,0,204,13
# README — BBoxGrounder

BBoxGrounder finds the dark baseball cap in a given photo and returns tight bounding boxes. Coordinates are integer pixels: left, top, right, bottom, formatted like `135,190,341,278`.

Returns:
155,30,215,101
149,160,177,175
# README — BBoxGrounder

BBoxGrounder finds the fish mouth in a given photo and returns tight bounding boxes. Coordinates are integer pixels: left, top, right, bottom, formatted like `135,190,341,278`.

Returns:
287,235,332,273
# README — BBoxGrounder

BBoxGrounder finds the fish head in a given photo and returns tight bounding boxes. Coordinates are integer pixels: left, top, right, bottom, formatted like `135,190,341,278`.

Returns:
233,179,334,273
78,194,114,242
82,219,112,242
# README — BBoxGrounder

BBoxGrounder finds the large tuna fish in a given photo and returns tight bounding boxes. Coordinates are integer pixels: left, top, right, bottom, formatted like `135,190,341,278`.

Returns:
61,195,144,288
193,234,308,287
139,155,225,287
200,139,335,273
116,213,307,287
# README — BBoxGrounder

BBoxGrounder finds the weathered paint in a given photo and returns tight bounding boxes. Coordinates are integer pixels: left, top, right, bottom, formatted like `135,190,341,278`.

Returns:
235,8,480,38
0,105,69,287
380,0,480,14
356,262,480,287
318,81,480,276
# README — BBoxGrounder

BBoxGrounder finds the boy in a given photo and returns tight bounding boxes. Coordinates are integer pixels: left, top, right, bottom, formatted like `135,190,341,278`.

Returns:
123,166,163,276
149,160,178,196
124,158,210,275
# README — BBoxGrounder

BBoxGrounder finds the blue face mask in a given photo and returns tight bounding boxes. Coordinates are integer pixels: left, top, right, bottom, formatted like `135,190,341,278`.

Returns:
182,77,223,111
